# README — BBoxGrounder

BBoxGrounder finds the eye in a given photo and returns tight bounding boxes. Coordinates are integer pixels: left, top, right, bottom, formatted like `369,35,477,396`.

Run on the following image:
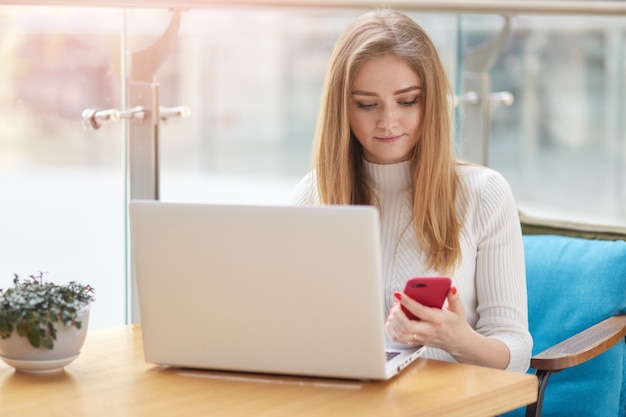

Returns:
399,97,419,106
356,102,377,110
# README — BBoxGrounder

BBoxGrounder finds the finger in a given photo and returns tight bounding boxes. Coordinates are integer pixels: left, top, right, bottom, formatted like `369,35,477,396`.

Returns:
445,286,464,317
386,303,416,343
387,305,428,345
385,321,404,343
384,321,395,340
394,291,433,321
392,320,427,346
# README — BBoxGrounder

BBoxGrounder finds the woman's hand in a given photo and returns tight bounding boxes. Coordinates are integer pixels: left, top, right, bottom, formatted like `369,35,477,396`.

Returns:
385,286,511,369
385,286,473,353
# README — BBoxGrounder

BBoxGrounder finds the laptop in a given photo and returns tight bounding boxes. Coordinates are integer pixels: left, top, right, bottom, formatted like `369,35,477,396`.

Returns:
129,200,424,380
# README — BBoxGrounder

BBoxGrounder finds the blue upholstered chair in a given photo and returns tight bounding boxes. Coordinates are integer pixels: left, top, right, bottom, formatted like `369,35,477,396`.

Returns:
503,219,626,417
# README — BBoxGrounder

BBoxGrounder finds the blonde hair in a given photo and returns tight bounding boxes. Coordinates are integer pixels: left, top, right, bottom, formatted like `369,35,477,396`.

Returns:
311,9,464,273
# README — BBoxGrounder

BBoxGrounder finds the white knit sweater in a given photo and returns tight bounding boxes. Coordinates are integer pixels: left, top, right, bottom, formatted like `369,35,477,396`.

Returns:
291,160,532,373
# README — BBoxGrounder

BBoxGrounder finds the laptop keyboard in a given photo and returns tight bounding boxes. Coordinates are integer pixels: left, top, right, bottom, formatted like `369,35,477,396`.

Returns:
386,351,401,361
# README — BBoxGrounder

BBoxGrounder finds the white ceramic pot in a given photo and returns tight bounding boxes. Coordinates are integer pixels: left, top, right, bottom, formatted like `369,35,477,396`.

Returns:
0,306,90,373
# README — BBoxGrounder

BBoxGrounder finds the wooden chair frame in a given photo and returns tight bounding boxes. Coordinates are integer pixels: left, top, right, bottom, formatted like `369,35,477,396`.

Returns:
524,315,626,417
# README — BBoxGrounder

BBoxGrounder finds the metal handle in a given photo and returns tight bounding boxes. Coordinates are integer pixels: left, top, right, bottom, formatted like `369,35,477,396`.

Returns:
490,91,514,107
454,91,480,107
81,105,190,130
455,91,514,108
159,105,191,121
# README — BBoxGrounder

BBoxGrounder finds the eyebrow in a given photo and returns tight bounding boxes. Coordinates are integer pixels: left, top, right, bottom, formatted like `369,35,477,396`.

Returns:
351,86,423,96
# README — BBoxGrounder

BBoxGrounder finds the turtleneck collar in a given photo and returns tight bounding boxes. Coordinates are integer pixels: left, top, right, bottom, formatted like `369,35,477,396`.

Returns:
364,159,412,195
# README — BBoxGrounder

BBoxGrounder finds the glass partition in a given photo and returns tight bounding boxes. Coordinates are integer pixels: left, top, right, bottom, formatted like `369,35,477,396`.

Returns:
0,5,126,329
136,6,626,227
1,2,625,330
485,13,626,226
124,8,460,205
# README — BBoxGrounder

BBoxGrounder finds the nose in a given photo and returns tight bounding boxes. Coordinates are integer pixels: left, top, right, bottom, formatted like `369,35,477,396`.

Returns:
377,106,398,130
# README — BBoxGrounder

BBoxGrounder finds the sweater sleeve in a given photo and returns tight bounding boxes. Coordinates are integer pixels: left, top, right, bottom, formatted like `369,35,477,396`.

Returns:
474,170,533,373
291,171,320,206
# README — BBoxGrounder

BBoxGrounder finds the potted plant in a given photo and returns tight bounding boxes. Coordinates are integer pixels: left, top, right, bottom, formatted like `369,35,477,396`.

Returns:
0,272,95,373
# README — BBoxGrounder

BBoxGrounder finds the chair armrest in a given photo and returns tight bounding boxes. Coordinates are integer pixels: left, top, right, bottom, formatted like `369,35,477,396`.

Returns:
531,315,626,372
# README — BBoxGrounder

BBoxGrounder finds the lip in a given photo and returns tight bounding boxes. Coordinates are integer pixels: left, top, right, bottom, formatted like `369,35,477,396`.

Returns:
374,135,403,143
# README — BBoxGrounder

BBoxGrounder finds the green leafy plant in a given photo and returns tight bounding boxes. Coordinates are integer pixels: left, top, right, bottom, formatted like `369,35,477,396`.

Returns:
0,272,95,350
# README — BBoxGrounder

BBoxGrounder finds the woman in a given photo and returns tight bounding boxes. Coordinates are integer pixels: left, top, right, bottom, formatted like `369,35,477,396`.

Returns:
291,9,532,373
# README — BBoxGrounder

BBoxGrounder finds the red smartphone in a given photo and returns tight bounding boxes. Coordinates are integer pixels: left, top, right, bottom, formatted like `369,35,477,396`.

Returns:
401,276,452,320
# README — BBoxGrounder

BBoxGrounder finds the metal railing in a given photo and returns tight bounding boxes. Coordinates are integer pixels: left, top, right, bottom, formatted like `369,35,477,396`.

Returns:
1,0,626,16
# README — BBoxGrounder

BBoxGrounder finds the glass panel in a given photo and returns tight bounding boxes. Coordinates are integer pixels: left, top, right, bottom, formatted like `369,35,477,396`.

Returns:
122,6,626,229
0,5,126,329
485,14,626,226
122,8,459,206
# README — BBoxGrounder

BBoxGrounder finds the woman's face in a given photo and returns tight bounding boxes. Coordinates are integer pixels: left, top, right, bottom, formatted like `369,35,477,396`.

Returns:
348,54,423,164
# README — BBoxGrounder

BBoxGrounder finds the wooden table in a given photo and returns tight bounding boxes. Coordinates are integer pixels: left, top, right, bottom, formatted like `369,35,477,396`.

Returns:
0,325,536,416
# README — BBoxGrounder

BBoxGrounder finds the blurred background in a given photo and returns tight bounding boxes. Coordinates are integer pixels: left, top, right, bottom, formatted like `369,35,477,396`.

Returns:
1,3,624,329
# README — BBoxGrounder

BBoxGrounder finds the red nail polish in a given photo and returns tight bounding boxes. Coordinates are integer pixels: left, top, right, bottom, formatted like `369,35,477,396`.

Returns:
451,287,457,295
393,292,402,300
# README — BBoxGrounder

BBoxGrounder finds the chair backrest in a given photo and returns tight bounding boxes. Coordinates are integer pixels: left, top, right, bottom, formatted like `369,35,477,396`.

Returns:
504,213,626,417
